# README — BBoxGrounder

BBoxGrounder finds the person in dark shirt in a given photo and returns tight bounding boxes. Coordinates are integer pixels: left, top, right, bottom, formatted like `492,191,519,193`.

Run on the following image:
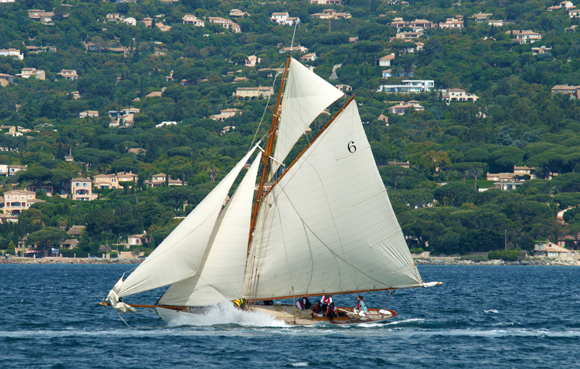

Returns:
327,302,338,321
312,301,323,317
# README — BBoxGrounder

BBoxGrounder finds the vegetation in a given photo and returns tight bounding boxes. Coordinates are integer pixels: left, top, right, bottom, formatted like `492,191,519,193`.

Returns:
1,0,580,257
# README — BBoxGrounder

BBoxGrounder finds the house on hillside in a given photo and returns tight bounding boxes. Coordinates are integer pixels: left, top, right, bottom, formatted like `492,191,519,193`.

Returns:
182,14,205,26
378,54,395,67
245,55,261,67
300,53,318,62
308,0,343,4
472,12,493,22
17,68,45,80
507,30,542,44
271,12,300,25
442,89,479,104
79,110,98,118
551,84,580,99
388,101,424,115
0,48,23,60
2,190,45,215
235,87,274,100
230,9,248,17
208,17,241,32
67,225,85,238
209,108,243,121
59,70,78,80
439,17,463,28
570,9,580,17
69,178,96,201
377,80,434,93
145,173,185,187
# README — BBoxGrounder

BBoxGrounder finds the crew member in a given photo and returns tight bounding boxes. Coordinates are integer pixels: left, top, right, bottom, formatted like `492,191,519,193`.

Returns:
321,295,333,314
296,298,305,310
233,298,246,310
327,302,338,321
312,301,323,317
355,295,368,316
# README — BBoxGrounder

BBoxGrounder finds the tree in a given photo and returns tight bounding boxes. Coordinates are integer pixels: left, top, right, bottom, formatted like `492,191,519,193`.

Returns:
26,227,69,256
468,163,486,190
380,166,412,190
434,182,477,207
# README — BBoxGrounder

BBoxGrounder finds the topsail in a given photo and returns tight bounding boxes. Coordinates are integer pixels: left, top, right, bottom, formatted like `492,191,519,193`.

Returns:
270,58,344,175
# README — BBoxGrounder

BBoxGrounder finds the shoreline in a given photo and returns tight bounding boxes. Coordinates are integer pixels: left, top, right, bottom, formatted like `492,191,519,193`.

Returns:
0,257,143,265
1,257,578,266
414,258,580,266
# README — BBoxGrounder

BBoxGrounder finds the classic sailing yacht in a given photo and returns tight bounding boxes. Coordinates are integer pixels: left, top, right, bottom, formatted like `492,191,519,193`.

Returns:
103,56,441,325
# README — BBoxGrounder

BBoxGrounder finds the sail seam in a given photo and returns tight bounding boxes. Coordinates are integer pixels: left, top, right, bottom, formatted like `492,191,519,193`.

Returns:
352,189,387,206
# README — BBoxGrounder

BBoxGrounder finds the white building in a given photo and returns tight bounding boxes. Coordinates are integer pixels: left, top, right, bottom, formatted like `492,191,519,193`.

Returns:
378,54,395,67
0,48,23,60
439,17,463,29
270,12,300,25
506,30,542,44
122,17,136,26
183,14,205,26
442,88,479,104
377,80,434,93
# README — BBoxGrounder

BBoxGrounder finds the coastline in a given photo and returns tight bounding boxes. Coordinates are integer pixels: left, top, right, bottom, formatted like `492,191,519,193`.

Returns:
414,258,580,266
1,256,577,266
0,257,143,265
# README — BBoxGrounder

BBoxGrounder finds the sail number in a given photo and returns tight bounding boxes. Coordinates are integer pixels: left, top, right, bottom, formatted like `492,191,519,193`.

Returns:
347,141,356,153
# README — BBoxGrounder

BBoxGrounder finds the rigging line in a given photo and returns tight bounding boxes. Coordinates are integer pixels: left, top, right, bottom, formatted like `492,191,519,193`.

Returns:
118,312,133,329
301,220,315,294
290,19,299,50
249,61,286,149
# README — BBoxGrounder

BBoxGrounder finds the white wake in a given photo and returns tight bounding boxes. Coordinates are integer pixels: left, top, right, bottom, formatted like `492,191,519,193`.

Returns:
162,302,288,327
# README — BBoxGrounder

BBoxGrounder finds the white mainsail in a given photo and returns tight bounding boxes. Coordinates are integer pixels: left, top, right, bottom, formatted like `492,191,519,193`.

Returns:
158,152,262,306
270,58,344,176
115,146,258,298
244,101,423,300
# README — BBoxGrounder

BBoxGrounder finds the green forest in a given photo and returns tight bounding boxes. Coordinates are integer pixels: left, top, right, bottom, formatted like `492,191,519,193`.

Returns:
1,0,580,257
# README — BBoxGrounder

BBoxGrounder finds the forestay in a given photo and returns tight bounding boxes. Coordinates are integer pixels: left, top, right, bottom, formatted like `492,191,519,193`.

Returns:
159,152,262,306
244,101,423,300
116,146,259,298
270,58,344,176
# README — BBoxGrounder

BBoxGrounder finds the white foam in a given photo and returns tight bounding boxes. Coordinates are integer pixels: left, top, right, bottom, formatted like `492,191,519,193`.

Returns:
484,310,499,314
289,362,309,367
386,318,425,325
162,302,288,328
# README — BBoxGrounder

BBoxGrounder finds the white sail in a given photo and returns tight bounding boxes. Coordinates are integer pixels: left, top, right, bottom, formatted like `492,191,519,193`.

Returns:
244,102,423,300
270,58,344,175
116,146,259,298
158,152,262,306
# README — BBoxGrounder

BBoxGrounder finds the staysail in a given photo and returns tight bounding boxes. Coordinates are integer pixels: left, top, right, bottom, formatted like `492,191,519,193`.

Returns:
158,152,262,306
244,101,423,300
270,58,344,176
115,145,259,298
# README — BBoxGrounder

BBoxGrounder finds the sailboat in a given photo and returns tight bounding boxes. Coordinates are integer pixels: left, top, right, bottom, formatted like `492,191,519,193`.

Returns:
102,56,441,325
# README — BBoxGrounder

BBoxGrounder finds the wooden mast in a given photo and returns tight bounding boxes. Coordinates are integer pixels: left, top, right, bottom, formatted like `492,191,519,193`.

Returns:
248,54,291,250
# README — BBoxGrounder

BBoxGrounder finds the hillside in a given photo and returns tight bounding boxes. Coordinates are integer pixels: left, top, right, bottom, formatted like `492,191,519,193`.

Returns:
1,0,580,256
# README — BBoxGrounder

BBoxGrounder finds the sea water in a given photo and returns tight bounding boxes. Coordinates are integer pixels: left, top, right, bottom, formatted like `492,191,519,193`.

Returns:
1,264,579,368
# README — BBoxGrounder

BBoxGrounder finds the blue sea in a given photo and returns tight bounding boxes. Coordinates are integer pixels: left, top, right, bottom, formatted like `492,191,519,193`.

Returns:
1,264,579,368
